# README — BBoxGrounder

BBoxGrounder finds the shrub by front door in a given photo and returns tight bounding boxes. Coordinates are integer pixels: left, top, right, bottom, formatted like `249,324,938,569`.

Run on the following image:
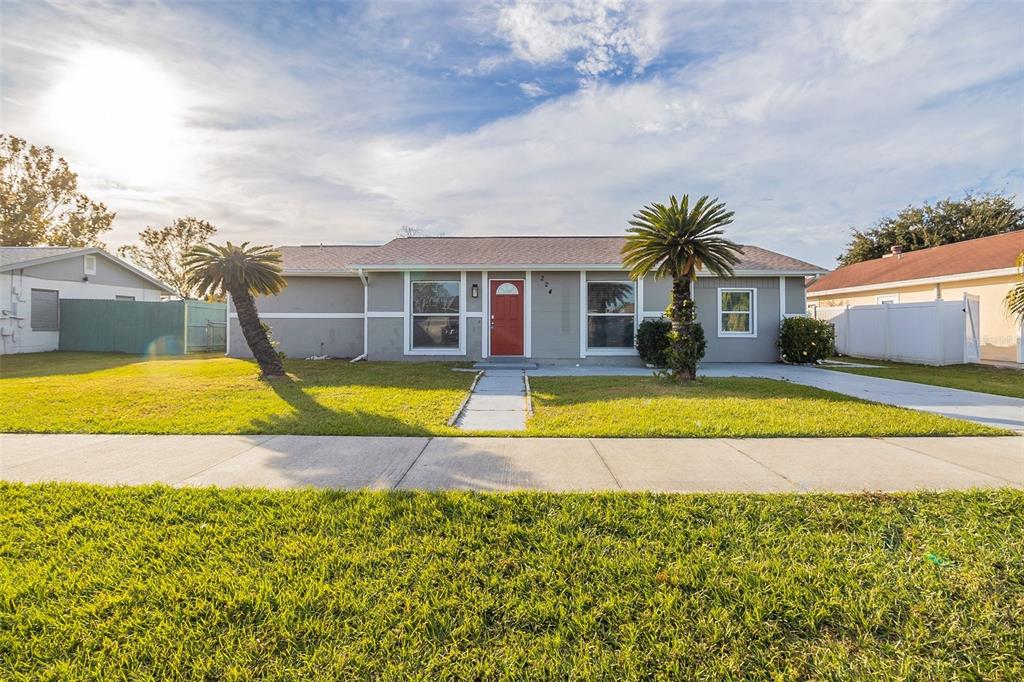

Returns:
490,279,524,356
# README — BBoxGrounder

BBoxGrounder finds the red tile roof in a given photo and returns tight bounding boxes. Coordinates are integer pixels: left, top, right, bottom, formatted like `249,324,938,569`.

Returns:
808,231,1024,293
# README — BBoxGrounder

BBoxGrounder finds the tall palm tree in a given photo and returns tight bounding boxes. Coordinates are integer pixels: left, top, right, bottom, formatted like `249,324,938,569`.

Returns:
622,194,743,380
184,242,287,378
1005,250,1024,322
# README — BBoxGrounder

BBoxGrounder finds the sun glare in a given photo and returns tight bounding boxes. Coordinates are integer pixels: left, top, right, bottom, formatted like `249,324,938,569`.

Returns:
44,46,192,188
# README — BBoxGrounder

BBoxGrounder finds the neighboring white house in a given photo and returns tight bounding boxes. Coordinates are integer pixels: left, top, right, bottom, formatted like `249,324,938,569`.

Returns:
0,247,176,355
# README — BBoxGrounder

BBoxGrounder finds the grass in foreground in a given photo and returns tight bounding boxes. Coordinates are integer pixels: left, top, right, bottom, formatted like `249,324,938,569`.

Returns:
0,352,474,436
1,484,1022,680
526,376,1004,437
823,357,1024,399
0,352,1005,437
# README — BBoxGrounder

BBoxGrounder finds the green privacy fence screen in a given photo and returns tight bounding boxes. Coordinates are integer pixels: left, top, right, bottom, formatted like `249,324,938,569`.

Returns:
58,300,226,355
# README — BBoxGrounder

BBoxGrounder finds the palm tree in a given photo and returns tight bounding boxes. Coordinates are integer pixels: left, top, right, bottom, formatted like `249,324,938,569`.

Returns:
1005,250,1024,322
622,194,743,380
184,241,286,377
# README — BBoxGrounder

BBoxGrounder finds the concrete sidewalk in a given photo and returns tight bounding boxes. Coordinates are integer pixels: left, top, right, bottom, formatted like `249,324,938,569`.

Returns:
2,434,1021,492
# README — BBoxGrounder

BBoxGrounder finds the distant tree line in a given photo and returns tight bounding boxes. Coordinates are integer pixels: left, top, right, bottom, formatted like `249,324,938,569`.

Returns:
838,191,1023,266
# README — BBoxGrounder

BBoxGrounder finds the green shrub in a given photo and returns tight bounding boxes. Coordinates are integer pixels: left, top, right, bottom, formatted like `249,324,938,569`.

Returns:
662,299,706,381
779,316,835,364
636,318,672,366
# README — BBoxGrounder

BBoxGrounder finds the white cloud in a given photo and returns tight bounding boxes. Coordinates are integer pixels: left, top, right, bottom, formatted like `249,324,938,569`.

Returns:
518,81,548,98
494,0,663,80
1,1,1021,270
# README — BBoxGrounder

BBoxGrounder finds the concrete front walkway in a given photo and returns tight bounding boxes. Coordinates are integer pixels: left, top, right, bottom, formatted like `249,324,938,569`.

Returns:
456,370,528,431
529,363,1024,431
2,434,1021,492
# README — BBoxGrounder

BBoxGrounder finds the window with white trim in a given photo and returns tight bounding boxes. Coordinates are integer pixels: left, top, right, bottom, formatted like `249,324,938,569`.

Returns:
876,294,898,304
718,288,756,337
587,281,635,348
411,281,459,349
84,255,97,275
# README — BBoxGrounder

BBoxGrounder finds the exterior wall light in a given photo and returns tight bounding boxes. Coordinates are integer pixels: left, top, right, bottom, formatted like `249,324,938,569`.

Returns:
471,283,479,298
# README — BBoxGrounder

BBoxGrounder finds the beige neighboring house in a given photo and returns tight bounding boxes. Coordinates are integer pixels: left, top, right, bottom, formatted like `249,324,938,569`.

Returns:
806,231,1024,364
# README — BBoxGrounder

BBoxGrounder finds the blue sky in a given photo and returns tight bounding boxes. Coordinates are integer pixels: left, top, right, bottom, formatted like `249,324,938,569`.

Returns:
2,0,1022,267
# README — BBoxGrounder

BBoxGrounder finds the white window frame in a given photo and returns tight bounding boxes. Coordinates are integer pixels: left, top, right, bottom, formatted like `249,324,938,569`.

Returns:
406,274,466,356
876,294,899,304
717,287,757,338
585,279,638,355
84,255,97,276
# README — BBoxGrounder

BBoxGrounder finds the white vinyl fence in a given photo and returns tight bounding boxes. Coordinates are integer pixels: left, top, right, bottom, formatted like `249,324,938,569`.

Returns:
810,294,981,365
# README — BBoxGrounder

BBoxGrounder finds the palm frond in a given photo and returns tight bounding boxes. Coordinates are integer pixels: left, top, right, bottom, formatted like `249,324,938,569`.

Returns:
1005,250,1024,321
621,194,742,281
183,241,286,299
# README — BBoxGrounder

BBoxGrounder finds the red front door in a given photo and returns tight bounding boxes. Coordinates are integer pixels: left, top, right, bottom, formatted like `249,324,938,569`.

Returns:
490,279,524,356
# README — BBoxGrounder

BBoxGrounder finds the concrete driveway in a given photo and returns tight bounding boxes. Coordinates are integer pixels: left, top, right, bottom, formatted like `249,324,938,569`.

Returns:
2,434,1021,493
529,363,1024,431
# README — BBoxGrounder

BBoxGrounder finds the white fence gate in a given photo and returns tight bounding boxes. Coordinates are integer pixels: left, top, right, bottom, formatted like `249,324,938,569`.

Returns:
963,294,980,363
810,294,981,365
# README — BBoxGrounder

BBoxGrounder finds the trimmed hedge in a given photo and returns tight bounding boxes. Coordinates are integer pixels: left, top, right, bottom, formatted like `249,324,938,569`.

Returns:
779,316,835,364
635,318,672,366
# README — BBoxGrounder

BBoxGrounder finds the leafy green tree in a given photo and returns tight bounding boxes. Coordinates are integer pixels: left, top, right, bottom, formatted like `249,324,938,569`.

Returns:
118,217,217,298
622,195,743,381
184,242,286,378
839,192,1024,266
0,134,114,246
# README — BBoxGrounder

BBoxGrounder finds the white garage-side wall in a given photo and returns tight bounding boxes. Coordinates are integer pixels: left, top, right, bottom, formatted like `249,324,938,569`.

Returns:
0,271,164,355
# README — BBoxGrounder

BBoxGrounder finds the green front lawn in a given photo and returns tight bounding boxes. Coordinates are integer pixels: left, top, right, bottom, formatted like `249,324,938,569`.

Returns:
0,352,474,436
822,357,1024,399
2,484,1022,680
0,352,1004,437
526,376,1003,437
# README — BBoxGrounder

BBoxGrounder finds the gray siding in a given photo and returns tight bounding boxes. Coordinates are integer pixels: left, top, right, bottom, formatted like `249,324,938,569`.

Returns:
487,271,526,280
695,277,780,362
237,276,363,314
785,276,806,315
466,272,482,312
531,271,580,359
410,271,460,282
23,254,159,291
230,318,363,359
367,317,404,360
367,272,403,312
643,274,672,313
586,270,629,281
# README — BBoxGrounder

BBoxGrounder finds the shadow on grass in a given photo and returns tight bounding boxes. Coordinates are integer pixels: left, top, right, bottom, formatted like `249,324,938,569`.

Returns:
247,373,435,437
0,351,225,379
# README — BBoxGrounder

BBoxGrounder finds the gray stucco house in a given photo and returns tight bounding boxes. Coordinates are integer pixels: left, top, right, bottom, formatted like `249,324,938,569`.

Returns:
228,236,826,364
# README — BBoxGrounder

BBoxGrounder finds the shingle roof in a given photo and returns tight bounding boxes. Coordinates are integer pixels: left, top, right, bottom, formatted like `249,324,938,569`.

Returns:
277,245,380,272
0,246,89,268
807,231,1024,293
276,236,824,273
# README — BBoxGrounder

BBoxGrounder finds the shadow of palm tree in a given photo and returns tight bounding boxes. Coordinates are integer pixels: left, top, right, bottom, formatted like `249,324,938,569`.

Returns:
247,373,436,437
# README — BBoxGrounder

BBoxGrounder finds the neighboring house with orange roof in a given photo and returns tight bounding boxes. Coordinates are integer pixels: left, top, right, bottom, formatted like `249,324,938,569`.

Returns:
806,231,1024,364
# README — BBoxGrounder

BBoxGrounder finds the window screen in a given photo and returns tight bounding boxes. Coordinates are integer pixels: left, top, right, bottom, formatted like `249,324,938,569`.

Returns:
31,289,59,331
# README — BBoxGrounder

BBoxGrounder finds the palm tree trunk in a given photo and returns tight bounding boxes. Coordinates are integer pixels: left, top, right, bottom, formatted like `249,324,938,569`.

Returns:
231,288,285,377
669,268,696,381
